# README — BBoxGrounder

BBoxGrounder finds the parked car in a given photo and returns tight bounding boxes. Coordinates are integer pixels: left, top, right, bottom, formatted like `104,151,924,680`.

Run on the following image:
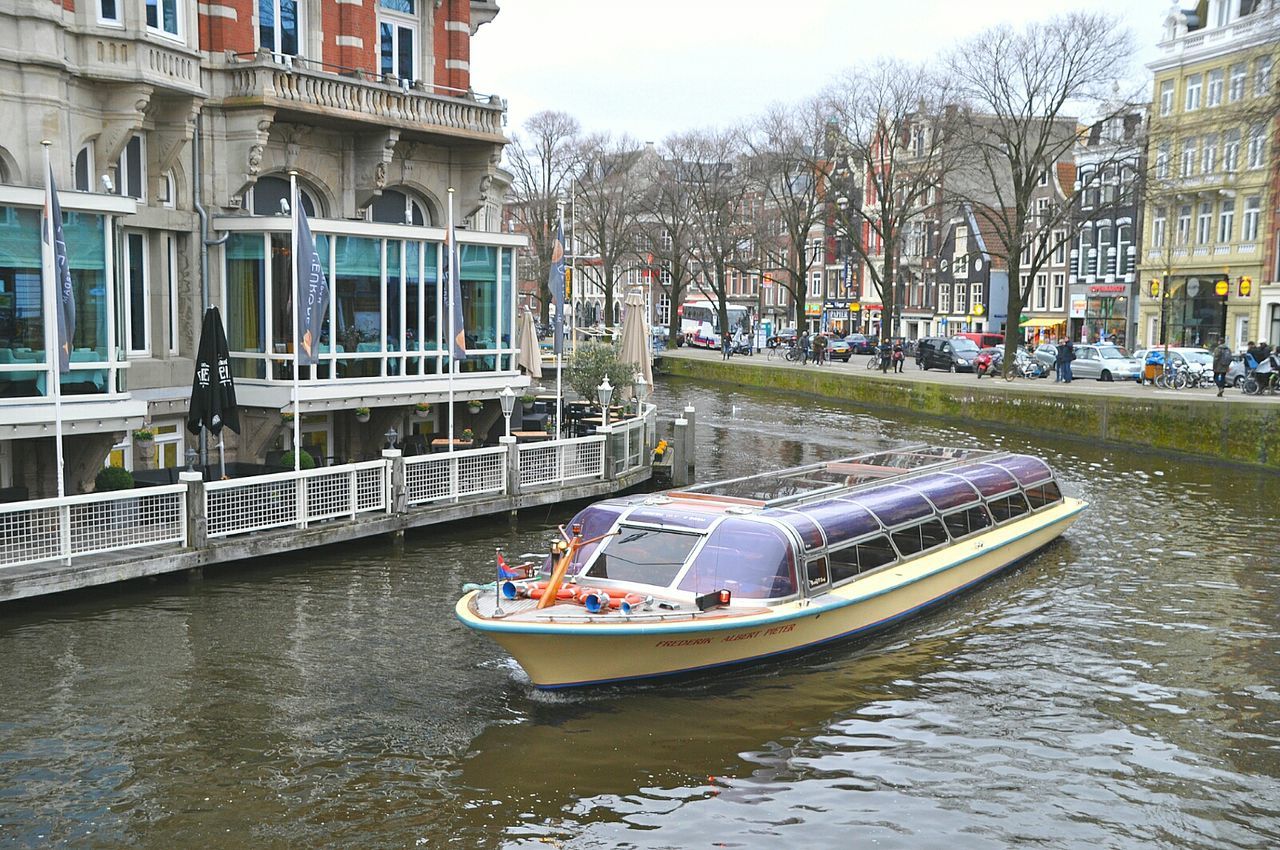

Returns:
844,333,878,354
1033,342,1060,372
1227,355,1248,387
824,335,852,362
917,336,981,372
1070,344,1142,382
768,327,798,349
1132,347,1215,382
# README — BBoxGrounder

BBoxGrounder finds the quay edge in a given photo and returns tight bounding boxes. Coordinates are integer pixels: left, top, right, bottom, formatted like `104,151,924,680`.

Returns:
658,354,1280,471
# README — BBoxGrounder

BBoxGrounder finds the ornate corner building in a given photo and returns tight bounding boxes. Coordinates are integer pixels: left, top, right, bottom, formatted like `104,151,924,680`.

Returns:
1137,0,1279,350
0,0,524,498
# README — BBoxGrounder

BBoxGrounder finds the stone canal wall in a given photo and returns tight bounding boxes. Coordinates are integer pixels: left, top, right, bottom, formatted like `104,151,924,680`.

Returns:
659,354,1280,471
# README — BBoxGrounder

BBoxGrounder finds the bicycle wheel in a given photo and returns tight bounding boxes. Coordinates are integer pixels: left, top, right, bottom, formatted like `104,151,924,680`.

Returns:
1172,371,1189,390
866,356,878,370
1243,376,1260,395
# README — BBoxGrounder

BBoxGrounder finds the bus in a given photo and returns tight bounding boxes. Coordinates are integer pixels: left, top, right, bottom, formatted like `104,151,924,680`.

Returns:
680,300,749,349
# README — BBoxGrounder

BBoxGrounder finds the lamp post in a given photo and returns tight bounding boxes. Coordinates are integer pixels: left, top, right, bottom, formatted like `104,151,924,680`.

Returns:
597,376,614,429
499,385,516,438
384,427,398,450
633,374,649,415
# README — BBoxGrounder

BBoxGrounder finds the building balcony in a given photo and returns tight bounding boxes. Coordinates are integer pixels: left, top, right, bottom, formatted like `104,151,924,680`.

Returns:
73,32,204,97
210,53,507,143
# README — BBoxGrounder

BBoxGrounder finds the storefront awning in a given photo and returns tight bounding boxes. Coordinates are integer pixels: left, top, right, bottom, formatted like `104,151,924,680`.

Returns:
1019,317,1066,328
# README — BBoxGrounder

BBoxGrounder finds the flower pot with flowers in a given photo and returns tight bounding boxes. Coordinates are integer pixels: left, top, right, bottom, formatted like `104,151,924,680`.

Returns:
354,406,371,423
414,401,431,419
461,427,475,446
520,392,536,412
467,399,483,415
133,426,157,467
281,410,295,424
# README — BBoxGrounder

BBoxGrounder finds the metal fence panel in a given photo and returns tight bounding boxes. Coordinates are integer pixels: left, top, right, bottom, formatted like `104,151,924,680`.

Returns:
404,446,507,505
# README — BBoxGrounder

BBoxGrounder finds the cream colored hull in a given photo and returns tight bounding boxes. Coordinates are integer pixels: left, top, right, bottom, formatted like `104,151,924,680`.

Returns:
458,500,1084,688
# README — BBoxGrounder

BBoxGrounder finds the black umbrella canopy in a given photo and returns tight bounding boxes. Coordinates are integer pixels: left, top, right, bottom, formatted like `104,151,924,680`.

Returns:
187,306,240,436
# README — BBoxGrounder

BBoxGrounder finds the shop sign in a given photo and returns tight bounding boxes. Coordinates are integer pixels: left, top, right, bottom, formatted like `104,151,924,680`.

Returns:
1088,285,1127,295
1069,298,1087,318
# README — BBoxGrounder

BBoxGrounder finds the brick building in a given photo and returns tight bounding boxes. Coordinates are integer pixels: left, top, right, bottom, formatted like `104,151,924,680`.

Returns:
0,0,521,497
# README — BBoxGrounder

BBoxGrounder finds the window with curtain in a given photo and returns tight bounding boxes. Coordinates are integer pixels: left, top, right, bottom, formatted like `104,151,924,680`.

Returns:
225,233,266,378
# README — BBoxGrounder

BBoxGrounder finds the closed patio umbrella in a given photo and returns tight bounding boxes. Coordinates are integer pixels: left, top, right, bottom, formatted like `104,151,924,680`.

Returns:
516,305,543,378
188,306,240,476
618,288,653,399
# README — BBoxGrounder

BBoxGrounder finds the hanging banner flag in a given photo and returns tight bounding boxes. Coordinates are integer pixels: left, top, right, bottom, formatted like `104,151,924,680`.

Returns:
549,216,566,355
442,216,467,362
42,162,75,374
294,192,330,367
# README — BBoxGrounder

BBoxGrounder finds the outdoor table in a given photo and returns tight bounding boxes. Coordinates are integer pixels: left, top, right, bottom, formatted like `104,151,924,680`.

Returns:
512,431,552,443
430,438,475,452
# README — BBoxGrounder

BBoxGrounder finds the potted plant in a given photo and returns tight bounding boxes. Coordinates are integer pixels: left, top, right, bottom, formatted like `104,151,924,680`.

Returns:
279,449,316,470
132,427,156,468
467,399,483,414
95,465,134,492
520,392,536,412
414,401,431,418
354,406,371,423
460,427,475,446
281,410,295,424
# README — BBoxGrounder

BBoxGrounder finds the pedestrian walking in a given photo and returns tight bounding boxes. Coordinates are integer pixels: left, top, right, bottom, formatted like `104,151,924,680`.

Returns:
878,339,893,373
812,332,827,366
799,330,811,364
1213,341,1232,397
892,339,905,373
1061,339,1075,382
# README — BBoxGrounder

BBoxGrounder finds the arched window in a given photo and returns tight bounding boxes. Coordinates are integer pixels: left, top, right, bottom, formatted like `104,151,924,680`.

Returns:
248,174,319,217
74,146,94,192
367,188,429,225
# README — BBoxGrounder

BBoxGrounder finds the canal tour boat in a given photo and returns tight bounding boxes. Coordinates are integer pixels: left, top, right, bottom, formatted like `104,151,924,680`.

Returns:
456,445,1085,689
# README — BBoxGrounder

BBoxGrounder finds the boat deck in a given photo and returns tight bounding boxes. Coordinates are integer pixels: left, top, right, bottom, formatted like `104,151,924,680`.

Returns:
469,584,770,624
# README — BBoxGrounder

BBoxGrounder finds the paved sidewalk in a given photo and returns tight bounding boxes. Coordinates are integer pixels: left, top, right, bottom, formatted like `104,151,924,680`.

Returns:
662,347,1280,406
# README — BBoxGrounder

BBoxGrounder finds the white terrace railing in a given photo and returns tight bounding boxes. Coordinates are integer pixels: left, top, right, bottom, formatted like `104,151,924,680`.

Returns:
0,484,187,569
517,434,607,486
204,459,389,539
404,445,507,506
0,405,660,568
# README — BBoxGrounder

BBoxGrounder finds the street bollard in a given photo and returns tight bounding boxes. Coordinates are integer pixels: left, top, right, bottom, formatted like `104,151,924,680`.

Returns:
682,405,697,479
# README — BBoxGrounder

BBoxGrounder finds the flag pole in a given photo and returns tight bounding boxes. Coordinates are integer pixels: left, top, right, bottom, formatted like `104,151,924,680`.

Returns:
40,141,65,502
447,187,456,453
290,171,301,472
555,202,564,439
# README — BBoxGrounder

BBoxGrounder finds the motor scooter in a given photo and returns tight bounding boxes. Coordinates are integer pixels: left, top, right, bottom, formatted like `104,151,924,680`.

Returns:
974,350,998,378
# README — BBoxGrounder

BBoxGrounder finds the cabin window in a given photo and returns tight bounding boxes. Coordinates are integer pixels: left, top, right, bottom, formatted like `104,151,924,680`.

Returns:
677,518,797,599
891,519,950,556
943,505,993,539
589,526,699,586
988,493,1031,523
806,556,829,590
1024,481,1062,509
830,535,898,583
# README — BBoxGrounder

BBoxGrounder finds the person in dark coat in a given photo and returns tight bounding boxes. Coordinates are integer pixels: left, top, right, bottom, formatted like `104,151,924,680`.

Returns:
798,330,811,364
1213,341,1233,397
1061,339,1076,382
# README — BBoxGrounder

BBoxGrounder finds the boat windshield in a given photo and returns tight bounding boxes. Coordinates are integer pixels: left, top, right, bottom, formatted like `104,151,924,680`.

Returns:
677,518,797,599
584,526,701,587
546,503,628,575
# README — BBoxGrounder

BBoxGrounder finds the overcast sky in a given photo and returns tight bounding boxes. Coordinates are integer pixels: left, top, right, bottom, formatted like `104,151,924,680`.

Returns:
470,0,1167,143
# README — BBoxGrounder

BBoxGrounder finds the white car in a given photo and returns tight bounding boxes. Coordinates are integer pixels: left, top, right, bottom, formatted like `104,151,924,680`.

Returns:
1070,344,1142,382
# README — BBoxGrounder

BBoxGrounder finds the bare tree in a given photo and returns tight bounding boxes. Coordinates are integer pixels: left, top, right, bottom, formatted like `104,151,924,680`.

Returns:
574,133,646,330
671,128,753,348
505,111,583,323
826,59,968,341
640,142,700,348
743,99,831,330
946,12,1134,368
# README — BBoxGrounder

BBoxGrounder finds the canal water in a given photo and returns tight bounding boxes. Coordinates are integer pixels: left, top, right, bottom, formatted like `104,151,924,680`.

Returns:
2,378,1279,849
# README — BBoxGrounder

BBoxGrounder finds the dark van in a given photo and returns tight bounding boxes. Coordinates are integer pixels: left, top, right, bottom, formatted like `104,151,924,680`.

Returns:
917,336,982,372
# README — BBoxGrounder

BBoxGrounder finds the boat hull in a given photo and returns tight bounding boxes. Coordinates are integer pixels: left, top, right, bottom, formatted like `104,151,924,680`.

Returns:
458,499,1084,689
